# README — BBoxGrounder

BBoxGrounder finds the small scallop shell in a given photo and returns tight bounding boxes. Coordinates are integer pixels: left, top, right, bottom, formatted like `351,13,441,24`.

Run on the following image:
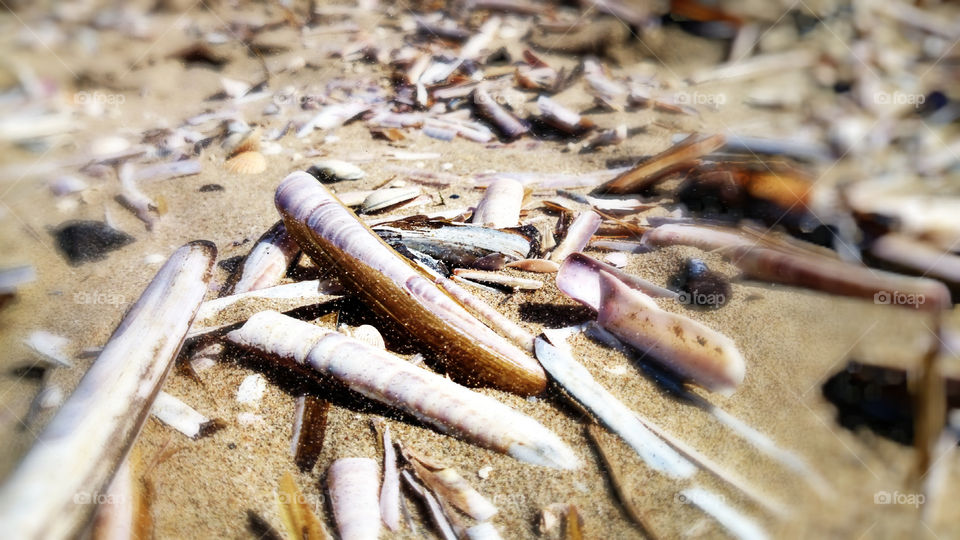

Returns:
224,151,266,174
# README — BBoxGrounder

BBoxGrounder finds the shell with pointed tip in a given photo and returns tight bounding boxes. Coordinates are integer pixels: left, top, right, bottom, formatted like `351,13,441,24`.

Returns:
226,311,578,469
275,171,546,395
596,272,745,392
229,221,300,294
0,241,215,540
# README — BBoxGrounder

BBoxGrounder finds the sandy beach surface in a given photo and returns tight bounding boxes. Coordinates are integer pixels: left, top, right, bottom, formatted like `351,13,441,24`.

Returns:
1,1,958,538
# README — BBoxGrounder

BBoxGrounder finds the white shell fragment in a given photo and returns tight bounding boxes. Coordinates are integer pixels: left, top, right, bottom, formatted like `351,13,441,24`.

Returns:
309,159,366,182
24,330,72,368
535,337,695,479
230,221,300,295
361,186,423,213
150,391,215,439
327,458,382,540
226,311,578,469
465,522,504,540
0,241,215,540
471,177,524,228
236,374,266,405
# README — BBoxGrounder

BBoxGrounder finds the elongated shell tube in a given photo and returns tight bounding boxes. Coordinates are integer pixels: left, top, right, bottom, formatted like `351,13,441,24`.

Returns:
327,458,381,540
597,273,745,393
471,177,524,228
644,223,951,311
226,311,579,469
0,241,215,540
275,171,546,395
534,338,696,479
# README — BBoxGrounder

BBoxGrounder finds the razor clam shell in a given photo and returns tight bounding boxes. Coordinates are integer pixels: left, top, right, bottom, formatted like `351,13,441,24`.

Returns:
402,470,458,540
327,458,382,540
290,395,329,472
595,133,726,195
361,186,423,213
556,253,677,311
869,233,960,295
680,488,768,540
437,277,537,352
473,86,529,140
549,210,602,262
536,95,593,134
226,311,578,469
504,258,560,273
229,221,301,294
276,172,545,394
471,177,524,228
534,337,695,479
377,422,400,531
452,269,543,290
413,464,498,521
374,219,535,270
644,223,952,311
0,241,215,540
188,280,342,338
89,458,137,540
596,272,746,393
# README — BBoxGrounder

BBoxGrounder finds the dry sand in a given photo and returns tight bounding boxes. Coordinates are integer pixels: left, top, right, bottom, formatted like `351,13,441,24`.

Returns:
0,2,957,539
